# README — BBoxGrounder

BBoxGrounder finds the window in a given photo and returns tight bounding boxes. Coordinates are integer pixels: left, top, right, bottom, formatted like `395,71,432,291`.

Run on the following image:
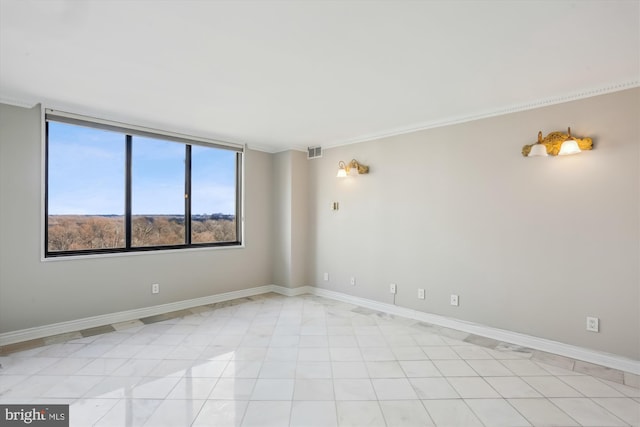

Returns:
45,111,242,257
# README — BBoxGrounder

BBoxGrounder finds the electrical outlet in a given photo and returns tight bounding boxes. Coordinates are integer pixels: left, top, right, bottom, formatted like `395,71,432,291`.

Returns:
390,283,397,294
323,272,329,281
450,294,459,306
350,277,356,286
586,316,599,332
152,283,160,294
418,288,425,299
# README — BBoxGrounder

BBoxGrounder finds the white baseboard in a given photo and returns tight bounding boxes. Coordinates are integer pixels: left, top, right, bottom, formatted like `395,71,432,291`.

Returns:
2,284,638,376
0,285,273,346
270,285,314,297
309,287,640,375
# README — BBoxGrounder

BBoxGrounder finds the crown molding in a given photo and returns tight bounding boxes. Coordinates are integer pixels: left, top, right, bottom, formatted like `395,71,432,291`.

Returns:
247,143,307,154
4,80,638,154
0,96,38,109
245,143,279,153
321,80,640,151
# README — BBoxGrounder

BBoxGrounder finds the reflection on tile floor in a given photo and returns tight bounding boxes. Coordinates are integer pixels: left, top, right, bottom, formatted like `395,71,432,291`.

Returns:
0,293,638,426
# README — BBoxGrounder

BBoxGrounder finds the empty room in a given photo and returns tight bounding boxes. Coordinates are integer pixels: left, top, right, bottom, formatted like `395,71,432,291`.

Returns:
0,1,639,426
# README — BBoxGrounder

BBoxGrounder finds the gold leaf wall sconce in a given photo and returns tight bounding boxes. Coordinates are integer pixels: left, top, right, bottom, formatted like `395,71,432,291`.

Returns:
522,127,593,157
336,159,369,177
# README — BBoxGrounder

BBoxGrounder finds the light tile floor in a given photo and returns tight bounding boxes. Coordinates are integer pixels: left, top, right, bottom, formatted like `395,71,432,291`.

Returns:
0,293,638,426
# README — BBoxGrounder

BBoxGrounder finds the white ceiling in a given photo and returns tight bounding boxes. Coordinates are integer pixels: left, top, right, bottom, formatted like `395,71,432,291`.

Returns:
1,1,638,152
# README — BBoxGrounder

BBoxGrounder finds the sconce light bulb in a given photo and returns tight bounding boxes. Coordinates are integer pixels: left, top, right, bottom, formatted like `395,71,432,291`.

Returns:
559,139,581,155
528,143,548,157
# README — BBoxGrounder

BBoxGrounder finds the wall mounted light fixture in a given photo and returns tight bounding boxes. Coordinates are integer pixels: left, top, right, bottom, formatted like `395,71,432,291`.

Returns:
522,127,592,157
337,159,369,177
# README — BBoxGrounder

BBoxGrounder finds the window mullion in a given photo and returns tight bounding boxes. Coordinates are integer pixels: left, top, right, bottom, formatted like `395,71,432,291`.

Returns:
185,144,192,245
125,135,132,249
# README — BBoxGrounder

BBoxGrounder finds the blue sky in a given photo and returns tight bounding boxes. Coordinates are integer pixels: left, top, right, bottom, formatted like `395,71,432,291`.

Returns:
48,122,236,215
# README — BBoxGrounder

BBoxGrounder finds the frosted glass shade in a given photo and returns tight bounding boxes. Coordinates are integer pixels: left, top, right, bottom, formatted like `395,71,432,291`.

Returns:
559,139,581,155
336,168,347,178
528,143,548,157
348,165,359,176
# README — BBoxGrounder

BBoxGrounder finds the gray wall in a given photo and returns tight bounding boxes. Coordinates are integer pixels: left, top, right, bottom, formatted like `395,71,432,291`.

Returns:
272,150,308,288
308,89,640,360
272,151,292,287
0,103,274,333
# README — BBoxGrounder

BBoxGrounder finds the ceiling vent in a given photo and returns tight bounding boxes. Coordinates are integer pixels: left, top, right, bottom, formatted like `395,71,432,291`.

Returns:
307,146,322,159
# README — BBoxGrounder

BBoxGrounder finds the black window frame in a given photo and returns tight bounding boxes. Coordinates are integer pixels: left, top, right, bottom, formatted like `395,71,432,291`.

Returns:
44,110,243,258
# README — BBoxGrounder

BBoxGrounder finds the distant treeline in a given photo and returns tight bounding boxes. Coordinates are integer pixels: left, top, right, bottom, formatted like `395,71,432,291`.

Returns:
48,214,236,251
77,213,235,221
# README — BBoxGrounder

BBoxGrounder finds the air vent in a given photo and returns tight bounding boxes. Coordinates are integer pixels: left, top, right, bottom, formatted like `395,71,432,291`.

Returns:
307,146,322,159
